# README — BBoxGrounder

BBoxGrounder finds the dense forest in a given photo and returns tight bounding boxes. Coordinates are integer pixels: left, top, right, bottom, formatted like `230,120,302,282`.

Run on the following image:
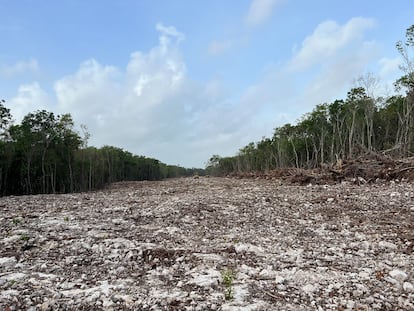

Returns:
0,105,203,196
206,24,414,176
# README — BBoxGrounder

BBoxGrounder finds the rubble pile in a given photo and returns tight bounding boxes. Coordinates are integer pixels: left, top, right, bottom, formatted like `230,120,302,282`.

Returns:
231,155,414,185
1,177,413,310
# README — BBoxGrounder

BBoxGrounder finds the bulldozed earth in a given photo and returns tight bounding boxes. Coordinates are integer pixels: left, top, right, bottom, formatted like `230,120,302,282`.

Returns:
1,175,414,310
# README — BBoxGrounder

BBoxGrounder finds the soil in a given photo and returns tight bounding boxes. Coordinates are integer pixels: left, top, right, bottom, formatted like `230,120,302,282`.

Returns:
1,177,413,310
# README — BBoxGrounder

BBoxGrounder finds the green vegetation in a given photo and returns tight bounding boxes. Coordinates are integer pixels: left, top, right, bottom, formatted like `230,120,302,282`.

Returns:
207,24,414,176
222,269,236,301
11,218,21,225
20,234,29,241
0,106,204,196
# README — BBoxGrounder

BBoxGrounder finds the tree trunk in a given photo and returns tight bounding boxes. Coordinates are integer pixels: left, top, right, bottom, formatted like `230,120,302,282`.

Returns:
68,156,73,193
349,110,356,157
41,148,46,193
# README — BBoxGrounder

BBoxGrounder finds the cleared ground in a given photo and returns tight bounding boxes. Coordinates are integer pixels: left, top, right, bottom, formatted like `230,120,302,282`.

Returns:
0,177,413,310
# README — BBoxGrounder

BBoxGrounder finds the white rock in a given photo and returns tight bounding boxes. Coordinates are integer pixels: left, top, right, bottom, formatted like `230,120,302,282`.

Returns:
275,275,285,284
385,276,400,286
379,241,398,250
353,289,364,297
99,280,111,296
85,291,100,303
0,257,17,266
102,298,114,308
347,300,356,309
0,272,26,281
403,282,413,292
40,299,56,311
358,271,371,279
234,243,264,255
61,288,84,296
302,284,316,294
259,268,276,279
189,268,220,287
389,269,408,282
231,284,249,303
0,289,19,299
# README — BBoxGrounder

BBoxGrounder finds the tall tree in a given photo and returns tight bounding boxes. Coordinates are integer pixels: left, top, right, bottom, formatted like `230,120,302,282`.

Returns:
0,101,13,194
395,24,414,155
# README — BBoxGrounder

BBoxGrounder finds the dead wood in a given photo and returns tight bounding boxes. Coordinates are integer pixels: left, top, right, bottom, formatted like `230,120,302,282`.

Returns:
228,152,414,184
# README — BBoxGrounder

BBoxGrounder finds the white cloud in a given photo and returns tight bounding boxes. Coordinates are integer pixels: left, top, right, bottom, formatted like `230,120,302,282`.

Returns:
280,18,380,114
208,0,283,57
6,17,384,167
54,59,121,128
245,0,282,27
289,17,376,71
216,17,382,136
155,23,185,55
302,41,379,106
379,57,401,78
156,23,185,43
8,82,50,122
45,23,256,167
0,58,39,78
377,57,403,96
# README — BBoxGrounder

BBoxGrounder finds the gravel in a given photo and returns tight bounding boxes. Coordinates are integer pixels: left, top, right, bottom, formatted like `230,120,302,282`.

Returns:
0,177,413,310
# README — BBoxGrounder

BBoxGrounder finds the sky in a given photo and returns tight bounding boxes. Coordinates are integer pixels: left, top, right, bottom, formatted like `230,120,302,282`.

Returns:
1,0,413,168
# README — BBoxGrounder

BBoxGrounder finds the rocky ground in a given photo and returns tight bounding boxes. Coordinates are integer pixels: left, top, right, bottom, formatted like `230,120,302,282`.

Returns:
0,177,413,310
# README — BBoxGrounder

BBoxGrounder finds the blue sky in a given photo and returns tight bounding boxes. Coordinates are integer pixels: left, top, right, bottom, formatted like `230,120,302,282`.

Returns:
1,0,413,167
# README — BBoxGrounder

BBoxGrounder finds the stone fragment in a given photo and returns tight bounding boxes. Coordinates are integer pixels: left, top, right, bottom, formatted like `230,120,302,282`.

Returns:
0,257,17,268
275,275,285,284
403,282,413,292
378,241,398,250
389,269,408,282
302,284,316,294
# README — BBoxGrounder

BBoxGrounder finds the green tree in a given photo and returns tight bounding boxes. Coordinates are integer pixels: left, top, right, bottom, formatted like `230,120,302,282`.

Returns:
0,101,13,194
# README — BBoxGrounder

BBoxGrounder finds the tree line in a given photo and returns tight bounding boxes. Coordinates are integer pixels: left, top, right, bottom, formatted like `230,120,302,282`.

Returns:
0,106,203,196
206,25,414,176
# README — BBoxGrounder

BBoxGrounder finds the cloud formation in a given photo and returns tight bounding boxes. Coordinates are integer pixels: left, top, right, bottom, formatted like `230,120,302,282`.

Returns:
289,17,376,72
7,17,386,167
208,0,283,57
51,24,194,163
245,0,282,27
156,23,185,43
0,58,39,78
8,82,50,121
6,23,260,167
379,57,401,78
278,18,379,115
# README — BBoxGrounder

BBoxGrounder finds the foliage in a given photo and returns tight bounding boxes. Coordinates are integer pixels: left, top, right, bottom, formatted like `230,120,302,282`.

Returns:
0,102,203,196
221,269,235,301
20,234,29,241
207,24,414,176
11,218,21,225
